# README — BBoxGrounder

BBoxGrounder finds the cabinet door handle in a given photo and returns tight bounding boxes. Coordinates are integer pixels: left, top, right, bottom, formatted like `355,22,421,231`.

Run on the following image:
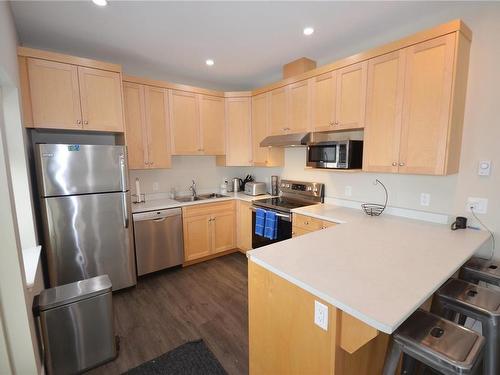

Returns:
399,162,405,166
392,162,398,166
76,120,82,125
83,120,88,125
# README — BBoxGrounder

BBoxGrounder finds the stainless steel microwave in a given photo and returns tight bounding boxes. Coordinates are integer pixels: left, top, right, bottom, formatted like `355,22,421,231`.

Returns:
306,140,363,169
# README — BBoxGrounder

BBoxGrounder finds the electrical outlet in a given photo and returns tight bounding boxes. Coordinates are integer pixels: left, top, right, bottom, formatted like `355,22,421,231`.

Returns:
466,197,488,214
420,193,430,207
314,300,328,331
345,186,352,197
152,182,159,192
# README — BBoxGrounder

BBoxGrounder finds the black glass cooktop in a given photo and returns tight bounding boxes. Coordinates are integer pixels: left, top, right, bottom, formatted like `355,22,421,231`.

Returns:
252,197,316,212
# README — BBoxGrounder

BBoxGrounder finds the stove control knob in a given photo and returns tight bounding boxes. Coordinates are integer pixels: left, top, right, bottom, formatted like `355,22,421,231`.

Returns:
281,183,285,187
307,186,312,191
286,184,290,188
313,188,318,192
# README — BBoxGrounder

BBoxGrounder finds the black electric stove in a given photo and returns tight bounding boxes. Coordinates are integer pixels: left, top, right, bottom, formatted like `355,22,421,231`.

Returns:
251,179,325,248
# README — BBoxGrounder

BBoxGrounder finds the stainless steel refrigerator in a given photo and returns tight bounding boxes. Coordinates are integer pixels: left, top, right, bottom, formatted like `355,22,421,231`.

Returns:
35,144,136,290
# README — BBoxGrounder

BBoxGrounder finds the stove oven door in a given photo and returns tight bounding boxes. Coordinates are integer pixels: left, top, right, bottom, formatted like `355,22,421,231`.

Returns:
251,208,292,249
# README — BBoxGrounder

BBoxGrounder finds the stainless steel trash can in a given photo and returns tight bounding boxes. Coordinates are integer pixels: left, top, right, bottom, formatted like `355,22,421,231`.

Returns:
37,275,116,375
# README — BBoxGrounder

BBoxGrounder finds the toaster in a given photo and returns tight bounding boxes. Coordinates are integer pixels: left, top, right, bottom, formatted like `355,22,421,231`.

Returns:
244,182,267,196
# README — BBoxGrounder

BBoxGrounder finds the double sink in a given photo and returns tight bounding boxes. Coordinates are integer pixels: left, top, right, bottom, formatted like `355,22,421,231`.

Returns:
174,193,228,203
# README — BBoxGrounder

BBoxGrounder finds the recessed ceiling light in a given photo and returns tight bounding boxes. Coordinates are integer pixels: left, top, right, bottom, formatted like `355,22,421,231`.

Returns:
92,0,107,6
303,27,314,36
205,59,215,67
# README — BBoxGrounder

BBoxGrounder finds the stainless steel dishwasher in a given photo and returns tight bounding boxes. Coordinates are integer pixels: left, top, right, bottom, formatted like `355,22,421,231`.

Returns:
133,208,184,276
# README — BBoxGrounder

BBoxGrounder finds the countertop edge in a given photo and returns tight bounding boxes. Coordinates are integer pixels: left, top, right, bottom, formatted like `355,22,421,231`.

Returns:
248,256,394,334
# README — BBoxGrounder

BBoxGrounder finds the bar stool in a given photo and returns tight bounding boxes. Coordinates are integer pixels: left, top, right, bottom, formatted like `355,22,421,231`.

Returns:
460,257,500,287
383,309,484,375
433,278,500,375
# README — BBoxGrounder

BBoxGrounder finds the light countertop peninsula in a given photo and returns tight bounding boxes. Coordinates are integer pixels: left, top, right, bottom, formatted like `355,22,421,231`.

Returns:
247,204,490,334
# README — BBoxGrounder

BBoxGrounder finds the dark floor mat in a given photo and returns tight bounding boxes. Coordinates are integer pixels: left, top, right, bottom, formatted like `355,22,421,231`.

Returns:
123,340,227,375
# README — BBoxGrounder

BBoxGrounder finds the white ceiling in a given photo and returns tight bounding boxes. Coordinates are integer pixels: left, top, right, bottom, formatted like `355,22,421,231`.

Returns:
9,1,487,91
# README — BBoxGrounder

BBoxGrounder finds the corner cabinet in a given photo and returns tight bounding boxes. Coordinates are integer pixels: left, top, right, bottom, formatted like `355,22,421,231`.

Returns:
21,57,124,132
217,97,252,166
123,82,171,169
182,201,236,263
169,90,226,156
363,33,470,175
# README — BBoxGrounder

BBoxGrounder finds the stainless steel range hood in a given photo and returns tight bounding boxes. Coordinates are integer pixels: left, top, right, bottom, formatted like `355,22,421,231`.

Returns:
259,133,310,147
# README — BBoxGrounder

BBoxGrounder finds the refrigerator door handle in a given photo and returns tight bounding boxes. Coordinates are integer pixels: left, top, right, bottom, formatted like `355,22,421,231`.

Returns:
119,154,128,192
122,193,129,228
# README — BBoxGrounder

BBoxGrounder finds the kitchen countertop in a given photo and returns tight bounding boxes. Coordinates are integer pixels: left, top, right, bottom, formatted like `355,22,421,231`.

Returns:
132,192,274,214
247,203,491,334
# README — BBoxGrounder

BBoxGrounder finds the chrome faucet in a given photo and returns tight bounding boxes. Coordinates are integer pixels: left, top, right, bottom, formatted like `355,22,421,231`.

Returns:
189,180,197,198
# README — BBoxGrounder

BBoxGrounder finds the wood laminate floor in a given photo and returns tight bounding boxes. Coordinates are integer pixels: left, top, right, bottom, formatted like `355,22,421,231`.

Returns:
88,252,248,375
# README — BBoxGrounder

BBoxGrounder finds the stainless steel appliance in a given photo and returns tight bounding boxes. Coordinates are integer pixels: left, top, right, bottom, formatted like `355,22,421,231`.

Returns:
307,140,363,169
244,181,267,196
37,275,116,375
232,177,243,192
133,208,184,276
251,180,324,248
35,144,136,290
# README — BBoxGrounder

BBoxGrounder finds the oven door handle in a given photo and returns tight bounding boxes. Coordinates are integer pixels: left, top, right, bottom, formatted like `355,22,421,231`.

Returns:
251,207,291,222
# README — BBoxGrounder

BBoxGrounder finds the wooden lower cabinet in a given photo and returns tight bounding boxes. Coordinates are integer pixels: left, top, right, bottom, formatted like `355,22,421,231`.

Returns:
292,213,336,237
182,201,236,262
183,214,212,261
249,261,389,375
236,200,253,252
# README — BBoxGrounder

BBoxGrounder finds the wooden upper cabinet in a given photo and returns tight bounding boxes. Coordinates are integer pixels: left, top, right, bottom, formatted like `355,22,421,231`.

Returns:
251,93,269,165
200,95,225,155
27,58,82,130
289,80,311,133
123,82,148,169
363,51,405,173
269,87,289,135
78,67,124,132
335,61,368,130
311,72,336,132
222,97,252,166
251,93,284,167
169,90,201,155
399,34,456,175
123,83,171,169
145,86,171,169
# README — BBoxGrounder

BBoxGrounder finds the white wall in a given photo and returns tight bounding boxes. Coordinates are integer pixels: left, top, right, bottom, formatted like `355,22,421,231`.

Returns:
129,156,281,196
0,2,42,374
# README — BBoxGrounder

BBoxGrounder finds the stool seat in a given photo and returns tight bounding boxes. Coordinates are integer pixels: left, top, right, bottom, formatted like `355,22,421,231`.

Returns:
437,278,500,317
461,257,500,287
383,309,484,375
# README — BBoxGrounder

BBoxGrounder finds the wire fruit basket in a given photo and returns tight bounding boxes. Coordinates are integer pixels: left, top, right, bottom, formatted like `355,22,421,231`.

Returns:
361,179,388,216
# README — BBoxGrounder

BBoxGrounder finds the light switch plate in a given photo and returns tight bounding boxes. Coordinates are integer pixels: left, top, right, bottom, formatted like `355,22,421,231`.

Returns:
478,160,491,176
345,186,352,197
314,300,328,331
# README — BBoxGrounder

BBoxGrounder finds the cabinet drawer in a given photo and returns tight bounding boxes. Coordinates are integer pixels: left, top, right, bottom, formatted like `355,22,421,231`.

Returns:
292,226,312,238
293,213,324,231
182,200,235,218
